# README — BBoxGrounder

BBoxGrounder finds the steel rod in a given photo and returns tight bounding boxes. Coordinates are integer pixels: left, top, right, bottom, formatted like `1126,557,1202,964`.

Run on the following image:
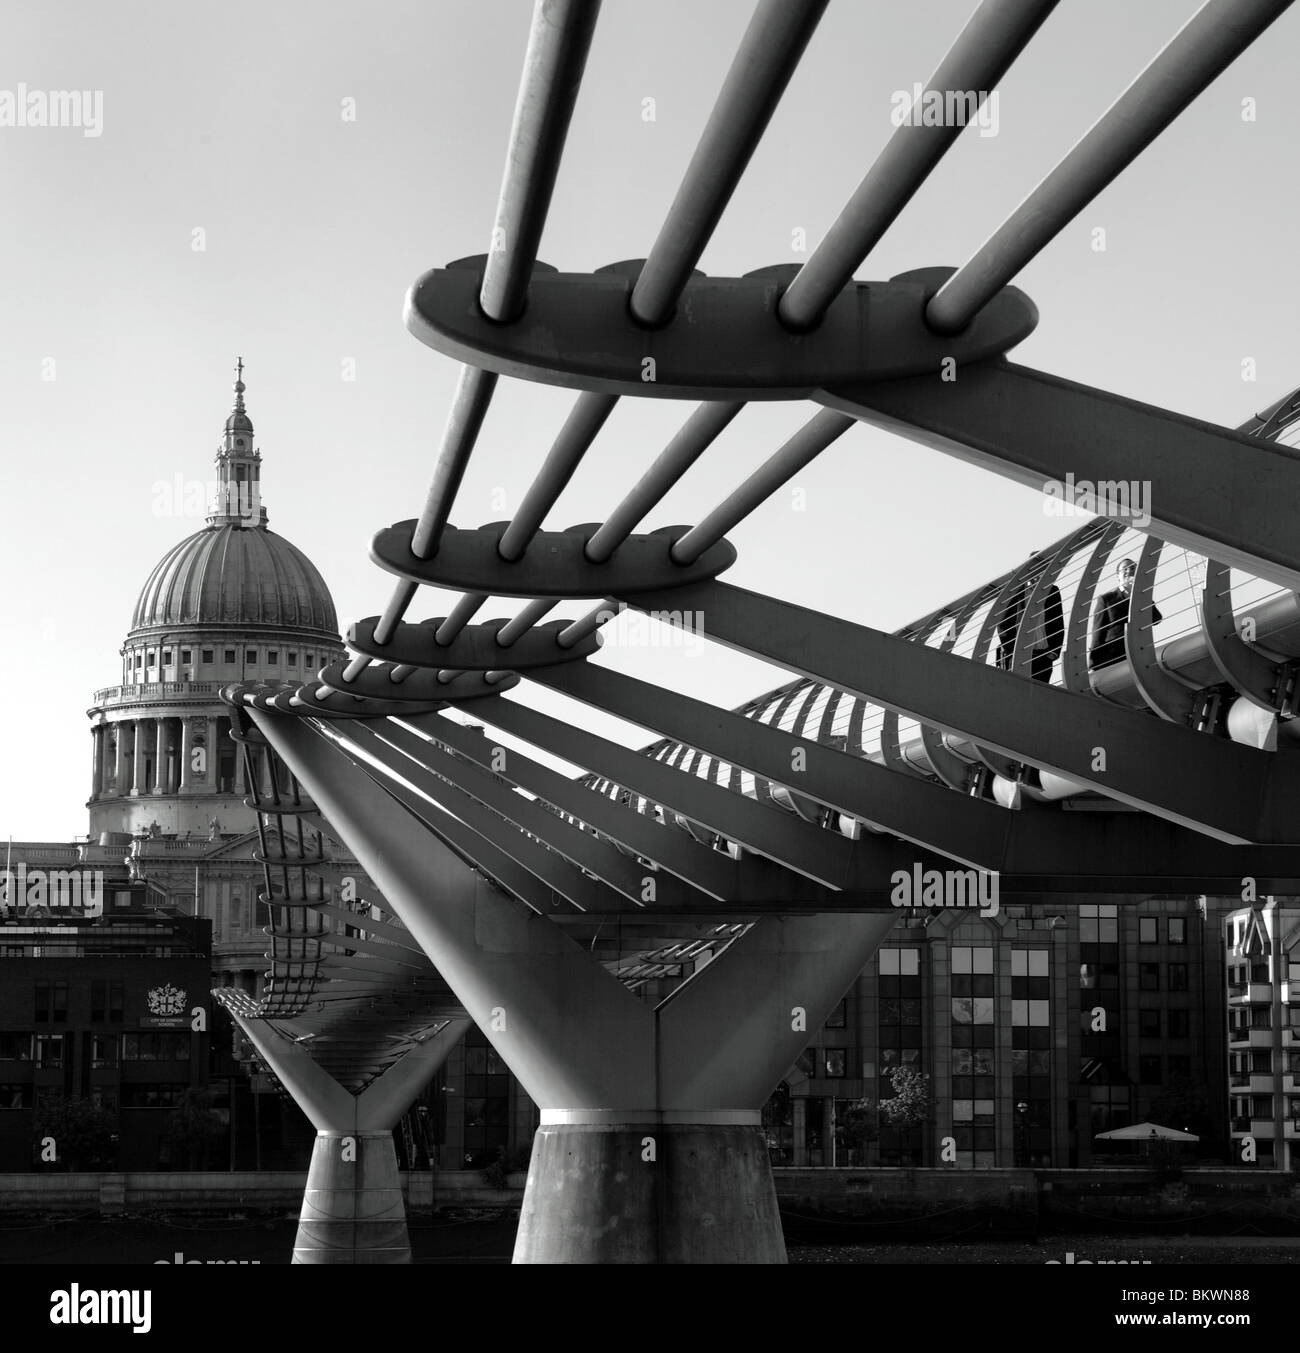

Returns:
779,0,1059,331
411,365,499,559
498,391,619,561
670,409,855,564
926,0,1294,334
585,401,744,562
630,0,829,327
557,598,619,648
497,598,557,647
480,0,603,322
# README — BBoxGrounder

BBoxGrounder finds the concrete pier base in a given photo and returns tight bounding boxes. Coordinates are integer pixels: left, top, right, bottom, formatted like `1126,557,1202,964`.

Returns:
294,1131,410,1264
514,1122,785,1264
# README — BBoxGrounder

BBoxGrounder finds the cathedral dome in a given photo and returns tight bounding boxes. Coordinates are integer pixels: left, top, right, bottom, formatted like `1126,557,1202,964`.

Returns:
130,523,338,636
127,362,340,640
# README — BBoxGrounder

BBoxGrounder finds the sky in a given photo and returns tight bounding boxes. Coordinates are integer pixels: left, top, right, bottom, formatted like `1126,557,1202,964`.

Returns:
1,0,1297,839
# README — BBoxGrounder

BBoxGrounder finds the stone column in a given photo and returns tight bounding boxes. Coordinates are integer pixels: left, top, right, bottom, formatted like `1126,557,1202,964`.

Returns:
153,718,168,794
178,718,193,792
129,720,145,796
90,725,104,801
113,722,128,794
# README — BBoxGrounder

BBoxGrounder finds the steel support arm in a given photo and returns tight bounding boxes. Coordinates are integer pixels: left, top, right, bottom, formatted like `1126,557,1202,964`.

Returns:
615,581,1300,844
820,360,1300,592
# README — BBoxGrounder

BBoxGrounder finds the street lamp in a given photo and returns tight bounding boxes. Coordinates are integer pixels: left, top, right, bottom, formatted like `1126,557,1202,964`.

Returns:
1016,1100,1029,1167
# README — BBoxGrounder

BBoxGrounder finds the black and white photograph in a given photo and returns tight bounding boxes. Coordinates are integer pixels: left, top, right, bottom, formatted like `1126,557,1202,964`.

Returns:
1,0,1298,1324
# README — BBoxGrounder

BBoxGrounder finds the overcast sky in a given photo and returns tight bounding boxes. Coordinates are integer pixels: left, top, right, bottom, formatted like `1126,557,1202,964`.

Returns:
2,0,1297,839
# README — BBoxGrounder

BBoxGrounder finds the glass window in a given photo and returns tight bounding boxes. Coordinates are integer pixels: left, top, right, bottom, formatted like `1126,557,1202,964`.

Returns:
0,1033,32,1060
1139,1009,1160,1038
1139,963,1160,991
202,649,214,663
1168,1009,1190,1038
181,649,191,664
162,649,172,665
147,650,156,666
1169,917,1186,944
91,1035,117,1068
267,650,279,663
824,1049,846,1078
1168,963,1188,992
245,650,257,664
825,999,846,1030
288,652,298,666
223,649,235,664
34,1034,64,1069
1139,918,1158,943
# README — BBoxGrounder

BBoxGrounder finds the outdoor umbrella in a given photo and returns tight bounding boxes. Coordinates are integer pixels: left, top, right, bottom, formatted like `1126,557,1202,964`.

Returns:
1095,1122,1198,1141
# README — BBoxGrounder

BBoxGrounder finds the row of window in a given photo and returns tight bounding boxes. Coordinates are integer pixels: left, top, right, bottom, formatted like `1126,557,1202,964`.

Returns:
1139,1008,1192,1038
0,1032,191,1067
129,648,319,670
0,1084,191,1110
33,981,126,1023
1138,917,1187,944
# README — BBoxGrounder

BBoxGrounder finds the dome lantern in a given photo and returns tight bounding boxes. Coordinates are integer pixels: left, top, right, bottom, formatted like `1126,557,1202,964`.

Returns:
210,356,266,529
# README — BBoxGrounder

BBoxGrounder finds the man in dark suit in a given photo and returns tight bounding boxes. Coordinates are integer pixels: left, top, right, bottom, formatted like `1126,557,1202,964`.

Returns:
1090,557,1161,670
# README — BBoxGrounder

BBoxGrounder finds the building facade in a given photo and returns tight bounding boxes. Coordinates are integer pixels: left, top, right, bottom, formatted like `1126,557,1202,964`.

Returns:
1224,898,1300,1169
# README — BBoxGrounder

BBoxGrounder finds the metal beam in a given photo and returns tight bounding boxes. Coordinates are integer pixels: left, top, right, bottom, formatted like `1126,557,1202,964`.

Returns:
820,360,1300,592
616,580,1300,844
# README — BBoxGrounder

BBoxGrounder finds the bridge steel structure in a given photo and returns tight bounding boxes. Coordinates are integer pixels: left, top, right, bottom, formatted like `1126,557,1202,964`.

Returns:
219,0,1300,1262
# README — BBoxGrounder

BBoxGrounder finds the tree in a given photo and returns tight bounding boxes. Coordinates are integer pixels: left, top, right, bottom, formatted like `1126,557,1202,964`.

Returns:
162,1088,224,1170
838,1098,880,1165
33,1097,115,1171
879,1066,934,1131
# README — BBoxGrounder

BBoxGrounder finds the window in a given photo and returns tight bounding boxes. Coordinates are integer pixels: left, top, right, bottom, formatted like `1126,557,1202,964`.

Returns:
181,649,192,664
162,649,172,665
288,651,298,666
304,653,314,668
1139,918,1158,944
202,649,214,663
0,1084,31,1109
90,981,124,1023
135,654,143,669
1168,963,1188,992
34,1034,64,1069
147,650,156,666
91,1035,117,1069
1139,1009,1161,1038
1139,963,1160,992
245,650,257,664
223,649,235,664
1011,949,1048,977
1169,917,1186,944
823,1049,846,1078
120,1084,186,1108
1168,1009,1190,1038
1139,1054,1162,1085
952,946,994,975
267,649,279,663
878,948,920,977
825,999,846,1030
121,1033,190,1061
1080,904,1118,943
1168,1054,1191,1079
1011,1000,1049,1027
34,982,68,1024
0,1033,32,1060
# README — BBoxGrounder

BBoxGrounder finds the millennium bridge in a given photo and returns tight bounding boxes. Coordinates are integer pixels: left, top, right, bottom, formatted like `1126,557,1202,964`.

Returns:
214,0,1300,1263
